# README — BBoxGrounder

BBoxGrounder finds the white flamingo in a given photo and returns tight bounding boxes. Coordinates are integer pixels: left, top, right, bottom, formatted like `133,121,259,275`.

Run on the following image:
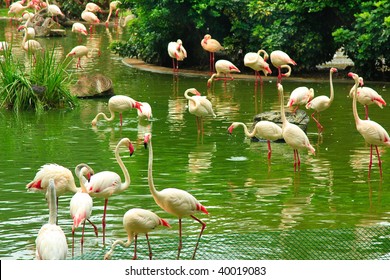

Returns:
305,67,337,133
287,86,314,113
104,208,170,260
201,34,224,73
228,121,283,160
81,9,100,33
184,88,216,133
270,50,297,83
207,59,240,87
85,2,102,13
348,72,390,178
18,12,35,39
348,77,386,120
72,22,88,39
144,133,209,260
278,83,315,171
105,1,122,27
18,25,42,63
243,49,272,85
85,138,135,246
35,179,68,260
70,164,98,257
91,95,143,126
8,1,33,19
137,102,152,120
66,45,100,69
167,39,187,72
45,0,64,22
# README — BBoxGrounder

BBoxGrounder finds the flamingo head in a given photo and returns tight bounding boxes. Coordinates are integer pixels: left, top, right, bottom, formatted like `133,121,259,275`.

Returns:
264,66,272,75
17,25,25,32
229,65,240,73
66,51,76,58
133,101,143,113
330,67,338,73
358,77,364,87
124,139,134,156
348,72,359,82
160,218,171,228
228,122,238,134
144,133,151,149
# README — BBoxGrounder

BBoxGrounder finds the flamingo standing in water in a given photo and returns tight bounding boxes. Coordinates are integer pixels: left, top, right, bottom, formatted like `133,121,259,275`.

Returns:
72,22,88,41
184,88,216,133
104,208,170,260
287,86,314,113
348,72,390,178
8,1,33,20
228,121,283,160
278,83,315,171
348,77,386,120
35,179,68,260
144,133,209,260
167,39,187,72
105,1,122,27
18,12,35,39
305,67,337,133
270,50,297,83
66,45,101,69
70,164,98,257
207,59,240,87
243,49,272,85
201,34,224,74
45,0,64,23
91,95,143,126
85,138,135,246
18,25,43,63
81,9,100,33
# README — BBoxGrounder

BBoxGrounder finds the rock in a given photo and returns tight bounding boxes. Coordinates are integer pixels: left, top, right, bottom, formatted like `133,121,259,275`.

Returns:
251,109,310,142
71,74,114,98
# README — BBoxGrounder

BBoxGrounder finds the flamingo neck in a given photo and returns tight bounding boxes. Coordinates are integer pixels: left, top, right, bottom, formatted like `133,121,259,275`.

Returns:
147,138,161,201
329,70,335,103
48,181,57,225
105,237,133,259
352,78,361,125
258,49,268,61
237,122,255,138
279,88,287,127
184,90,200,108
94,110,116,123
115,140,131,192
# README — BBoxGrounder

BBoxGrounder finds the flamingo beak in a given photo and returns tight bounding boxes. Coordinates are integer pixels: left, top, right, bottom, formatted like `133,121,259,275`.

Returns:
144,134,150,149
266,67,272,74
228,125,234,134
129,143,135,156
160,218,171,228
87,173,92,182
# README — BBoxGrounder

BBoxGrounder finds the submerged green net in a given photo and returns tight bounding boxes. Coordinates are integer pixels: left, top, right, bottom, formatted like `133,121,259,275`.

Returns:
73,226,390,260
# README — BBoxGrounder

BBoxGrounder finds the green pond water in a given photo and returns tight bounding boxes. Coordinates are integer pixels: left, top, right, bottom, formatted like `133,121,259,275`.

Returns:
0,20,390,260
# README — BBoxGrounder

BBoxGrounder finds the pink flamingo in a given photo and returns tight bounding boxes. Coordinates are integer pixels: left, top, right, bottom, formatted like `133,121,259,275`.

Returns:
35,179,68,260
45,0,64,23
70,164,98,257
243,49,272,85
8,1,33,20
167,39,187,72
105,1,122,27
305,67,337,133
228,121,283,160
184,88,216,133
201,34,224,74
287,86,314,113
85,2,102,13
91,95,143,126
72,22,88,41
348,72,390,178
19,25,42,63
270,50,297,83
66,45,100,69
278,83,315,171
349,77,386,120
104,208,170,260
207,59,240,87
85,138,135,246
81,9,100,33
144,133,209,260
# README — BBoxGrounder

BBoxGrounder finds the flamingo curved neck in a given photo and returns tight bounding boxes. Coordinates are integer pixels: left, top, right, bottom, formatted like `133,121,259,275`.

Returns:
329,70,335,103
258,49,268,60
352,78,361,125
147,138,161,201
115,140,131,191
237,122,255,138
94,110,116,123
184,90,200,108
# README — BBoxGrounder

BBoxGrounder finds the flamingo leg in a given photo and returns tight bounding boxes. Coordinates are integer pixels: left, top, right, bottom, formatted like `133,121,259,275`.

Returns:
267,140,272,160
177,218,182,260
172,58,176,72
190,215,206,260
368,145,373,178
72,228,75,257
132,234,138,260
277,67,282,84
145,233,153,260
102,198,108,246
364,105,369,120
311,112,323,133
81,220,86,255
293,150,301,171
119,113,123,126
87,219,99,237
195,116,201,133
375,145,382,178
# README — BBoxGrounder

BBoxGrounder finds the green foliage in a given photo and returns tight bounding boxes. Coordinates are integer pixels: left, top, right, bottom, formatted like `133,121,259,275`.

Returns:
0,48,78,113
333,0,390,79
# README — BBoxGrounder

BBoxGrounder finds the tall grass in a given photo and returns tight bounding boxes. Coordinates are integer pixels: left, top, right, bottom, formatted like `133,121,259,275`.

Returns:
0,47,78,113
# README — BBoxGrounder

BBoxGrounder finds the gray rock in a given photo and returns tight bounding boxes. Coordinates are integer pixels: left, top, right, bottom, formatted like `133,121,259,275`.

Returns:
71,74,114,98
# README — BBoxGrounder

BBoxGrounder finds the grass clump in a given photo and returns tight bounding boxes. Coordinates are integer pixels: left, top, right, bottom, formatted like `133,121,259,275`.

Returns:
0,47,78,113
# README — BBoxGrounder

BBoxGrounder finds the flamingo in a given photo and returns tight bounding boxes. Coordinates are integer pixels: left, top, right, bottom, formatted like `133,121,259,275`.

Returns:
287,86,314,113
278,83,315,171
85,138,135,246
201,34,224,74
72,22,88,41
35,179,68,260
348,72,390,178
91,95,143,126
18,12,35,39
305,67,338,133
66,45,100,69
19,26,42,64
348,77,386,120
85,2,102,13
243,49,272,85
228,121,283,160
167,39,187,72
45,0,64,23
144,133,209,260
184,88,216,133
105,1,122,27
104,208,170,260
270,50,297,83
70,164,98,257
81,9,100,33
137,102,152,120
8,1,33,19
207,59,240,87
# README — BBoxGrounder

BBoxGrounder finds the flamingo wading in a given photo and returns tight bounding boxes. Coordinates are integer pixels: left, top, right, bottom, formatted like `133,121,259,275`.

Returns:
167,39,187,72
270,50,297,83
201,34,224,74
144,133,209,260
243,50,272,85
207,59,240,87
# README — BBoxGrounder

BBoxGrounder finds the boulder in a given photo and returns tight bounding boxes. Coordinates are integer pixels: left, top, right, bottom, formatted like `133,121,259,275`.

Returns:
71,74,114,98
251,109,310,142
